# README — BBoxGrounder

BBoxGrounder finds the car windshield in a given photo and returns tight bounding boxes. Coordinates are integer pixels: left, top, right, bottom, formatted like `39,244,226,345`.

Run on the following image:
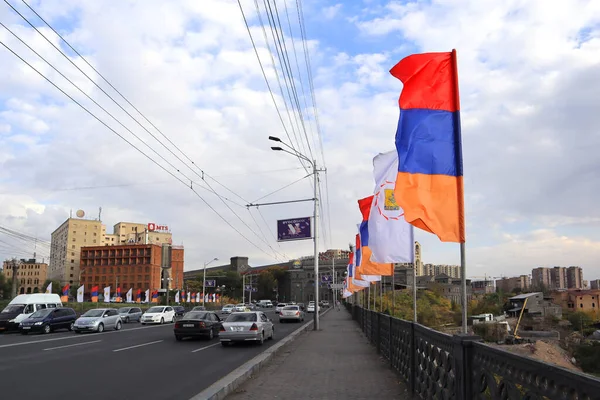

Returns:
118,308,130,313
283,306,298,310
226,313,257,322
146,307,164,313
1,304,25,313
224,304,234,308
235,304,244,307
192,306,206,311
82,310,104,317
30,308,54,318
184,312,208,320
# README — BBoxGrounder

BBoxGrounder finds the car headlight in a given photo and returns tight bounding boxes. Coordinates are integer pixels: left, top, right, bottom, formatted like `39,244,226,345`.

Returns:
34,322,43,326
9,319,16,323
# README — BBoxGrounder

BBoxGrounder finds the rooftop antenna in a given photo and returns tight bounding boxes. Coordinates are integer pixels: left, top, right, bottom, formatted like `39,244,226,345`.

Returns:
99,206,102,222
70,209,73,218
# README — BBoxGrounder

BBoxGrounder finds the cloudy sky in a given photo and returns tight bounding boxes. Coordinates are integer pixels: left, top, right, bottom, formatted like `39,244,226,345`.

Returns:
1,0,599,281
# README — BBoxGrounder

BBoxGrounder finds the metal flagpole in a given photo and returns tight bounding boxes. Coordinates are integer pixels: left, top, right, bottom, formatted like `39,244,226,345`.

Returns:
313,159,320,330
391,268,395,316
413,263,418,323
460,243,467,333
380,278,383,312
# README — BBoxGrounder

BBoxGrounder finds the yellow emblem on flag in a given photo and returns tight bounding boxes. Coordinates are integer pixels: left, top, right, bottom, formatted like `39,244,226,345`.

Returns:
384,189,399,211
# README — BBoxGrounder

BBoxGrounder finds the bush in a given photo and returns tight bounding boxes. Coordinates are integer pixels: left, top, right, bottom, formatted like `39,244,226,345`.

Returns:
574,342,600,374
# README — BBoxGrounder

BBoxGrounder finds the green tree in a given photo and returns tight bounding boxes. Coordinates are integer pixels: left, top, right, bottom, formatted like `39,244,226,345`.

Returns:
568,311,594,332
256,270,276,300
0,272,12,299
42,279,62,294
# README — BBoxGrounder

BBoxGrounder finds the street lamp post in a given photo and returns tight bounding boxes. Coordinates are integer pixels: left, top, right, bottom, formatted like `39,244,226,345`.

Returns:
269,136,324,331
202,257,218,306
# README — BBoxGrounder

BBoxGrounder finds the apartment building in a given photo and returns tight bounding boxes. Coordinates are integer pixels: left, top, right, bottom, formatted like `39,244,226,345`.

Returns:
49,218,174,286
495,275,531,293
2,259,48,294
532,266,584,290
79,244,184,295
591,279,600,290
422,263,461,278
567,266,584,290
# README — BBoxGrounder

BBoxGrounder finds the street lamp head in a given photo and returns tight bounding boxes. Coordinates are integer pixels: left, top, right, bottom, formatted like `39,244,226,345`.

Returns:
213,257,218,261
268,136,281,142
271,146,283,151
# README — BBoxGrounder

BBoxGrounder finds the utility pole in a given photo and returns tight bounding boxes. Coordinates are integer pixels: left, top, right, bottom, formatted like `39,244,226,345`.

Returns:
10,258,19,298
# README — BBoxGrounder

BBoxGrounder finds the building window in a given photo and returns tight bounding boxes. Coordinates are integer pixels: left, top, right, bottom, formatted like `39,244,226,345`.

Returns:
72,245,75,249
71,260,75,263
73,231,76,234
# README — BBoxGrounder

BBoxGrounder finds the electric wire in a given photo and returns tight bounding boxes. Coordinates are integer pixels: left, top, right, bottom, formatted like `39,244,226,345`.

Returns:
250,173,310,203
0,39,277,260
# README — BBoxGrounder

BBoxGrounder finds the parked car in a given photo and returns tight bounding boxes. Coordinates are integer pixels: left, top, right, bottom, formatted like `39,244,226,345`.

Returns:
191,306,207,312
321,300,330,307
174,311,222,341
307,302,318,313
257,300,273,308
73,308,122,333
19,307,77,334
246,303,257,311
173,306,186,317
140,306,175,325
234,304,249,312
222,304,235,314
118,307,142,323
279,305,305,323
219,311,274,346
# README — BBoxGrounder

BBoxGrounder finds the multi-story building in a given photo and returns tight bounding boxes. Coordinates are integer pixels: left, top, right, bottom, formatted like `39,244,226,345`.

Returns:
472,280,495,295
2,259,48,295
591,279,600,290
79,244,184,297
532,267,552,290
495,275,531,293
49,218,104,286
551,267,567,290
552,289,599,316
567,266,583,289
422,264,461,278
417,274,473,305
49,217,173,286
414,241,424,276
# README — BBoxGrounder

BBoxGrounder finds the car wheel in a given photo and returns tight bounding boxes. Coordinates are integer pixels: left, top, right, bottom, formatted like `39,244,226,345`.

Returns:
97,323,104,333
279,319,283,323
69,322,74,331
141,323,146,326
75,330,81,334
124,317,129,324
43,324,51,334
160,317,164,325
208,329,214,340
270,328,275,340
115,321,122,331
175,335,182,341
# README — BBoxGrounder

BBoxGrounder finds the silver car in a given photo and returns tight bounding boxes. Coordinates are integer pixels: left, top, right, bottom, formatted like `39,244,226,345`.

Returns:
279,305,305,323
118,307,142,323
73,308,122,333
220,312,274,346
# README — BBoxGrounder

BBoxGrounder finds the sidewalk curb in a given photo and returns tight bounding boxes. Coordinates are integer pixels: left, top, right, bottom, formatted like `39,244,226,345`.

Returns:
190,308,333,400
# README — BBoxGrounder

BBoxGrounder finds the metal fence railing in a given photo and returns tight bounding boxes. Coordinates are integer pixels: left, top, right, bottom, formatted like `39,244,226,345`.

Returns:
347,304,600,400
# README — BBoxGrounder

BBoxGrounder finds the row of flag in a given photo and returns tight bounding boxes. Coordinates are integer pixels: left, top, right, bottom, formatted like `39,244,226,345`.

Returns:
48,282,221,304
343,50,465,298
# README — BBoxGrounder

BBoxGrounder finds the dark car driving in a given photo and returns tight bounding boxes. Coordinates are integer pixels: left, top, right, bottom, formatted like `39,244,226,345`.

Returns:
173,306,186,317
19,307,77,334
174,311,222,341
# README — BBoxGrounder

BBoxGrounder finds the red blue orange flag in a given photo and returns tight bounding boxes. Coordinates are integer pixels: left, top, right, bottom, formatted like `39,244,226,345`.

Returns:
356,196,394,277
61,284,69,302
391,50,465,243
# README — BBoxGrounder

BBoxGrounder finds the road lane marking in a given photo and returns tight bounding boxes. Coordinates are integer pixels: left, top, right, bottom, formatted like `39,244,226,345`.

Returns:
191,342,221,353
43,340,101,351
0,324,172,349
113,340,163,352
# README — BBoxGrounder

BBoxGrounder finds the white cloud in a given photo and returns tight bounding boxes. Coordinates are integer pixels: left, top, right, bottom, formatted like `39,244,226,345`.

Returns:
0,0,599,282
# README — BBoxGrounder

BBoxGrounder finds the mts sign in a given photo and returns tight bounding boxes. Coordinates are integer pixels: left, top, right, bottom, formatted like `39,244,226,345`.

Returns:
148,223,169,232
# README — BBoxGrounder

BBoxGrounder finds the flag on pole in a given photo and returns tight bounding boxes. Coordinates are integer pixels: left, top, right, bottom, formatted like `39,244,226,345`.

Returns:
151,290,158,303
186,291,191,303
104,286,111,303
390,51,465,243
191,292,196,303
355,232,379,282
349,248,370,288
77,285,84,303
61,284,69,302
181,290,186,303
145,289,150,303
91,286,99,302
197,292,201,303
369,150,415,263
116,287,122,303
356,196,394,277
45,282,52,294
175,291,180,303
136,289,142,303
126,288,133,303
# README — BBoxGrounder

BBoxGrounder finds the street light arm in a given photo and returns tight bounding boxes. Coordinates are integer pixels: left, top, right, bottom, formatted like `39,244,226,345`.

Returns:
273,147,313,165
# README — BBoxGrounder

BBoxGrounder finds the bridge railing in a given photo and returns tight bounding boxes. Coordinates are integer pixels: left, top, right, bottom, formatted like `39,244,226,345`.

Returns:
346,304,600,400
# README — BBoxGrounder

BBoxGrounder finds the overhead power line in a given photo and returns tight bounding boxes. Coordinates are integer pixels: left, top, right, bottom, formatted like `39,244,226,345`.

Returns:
0,39,276,260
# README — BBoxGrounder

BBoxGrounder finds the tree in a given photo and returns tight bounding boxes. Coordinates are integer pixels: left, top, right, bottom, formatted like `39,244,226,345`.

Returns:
0,272,12,299
256,270,277,300
42,279,62,294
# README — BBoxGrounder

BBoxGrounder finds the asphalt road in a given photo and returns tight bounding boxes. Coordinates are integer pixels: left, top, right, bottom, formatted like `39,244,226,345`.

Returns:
0,309,314,400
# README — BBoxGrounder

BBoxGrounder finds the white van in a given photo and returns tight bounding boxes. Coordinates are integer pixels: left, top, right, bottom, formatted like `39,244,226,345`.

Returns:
0,293,63,332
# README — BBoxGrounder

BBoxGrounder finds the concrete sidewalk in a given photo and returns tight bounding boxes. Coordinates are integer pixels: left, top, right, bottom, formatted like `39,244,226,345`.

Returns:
225,307,409,399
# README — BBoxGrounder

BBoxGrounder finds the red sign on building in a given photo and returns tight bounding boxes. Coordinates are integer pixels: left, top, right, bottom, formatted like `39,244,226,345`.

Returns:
148,223,169,232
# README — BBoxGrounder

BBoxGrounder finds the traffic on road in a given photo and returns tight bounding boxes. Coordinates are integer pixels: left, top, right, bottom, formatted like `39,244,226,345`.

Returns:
0,296,328,400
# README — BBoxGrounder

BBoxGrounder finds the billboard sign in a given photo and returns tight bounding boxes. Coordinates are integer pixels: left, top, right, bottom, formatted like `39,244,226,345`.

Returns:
205,280,216,288
321,275,332,282
277,217,312,242
148,223,169,232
